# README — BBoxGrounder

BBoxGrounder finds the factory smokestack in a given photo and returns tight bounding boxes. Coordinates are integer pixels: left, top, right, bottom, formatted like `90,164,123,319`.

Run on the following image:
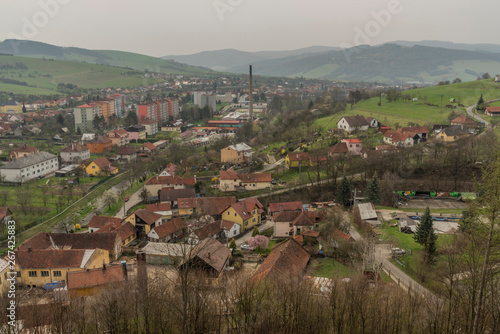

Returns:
249,65,253,122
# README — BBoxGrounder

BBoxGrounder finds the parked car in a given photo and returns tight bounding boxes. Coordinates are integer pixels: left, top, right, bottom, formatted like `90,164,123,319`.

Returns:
240,244,252,251
124,197,129,202
391,248,406,256
271,178,276,185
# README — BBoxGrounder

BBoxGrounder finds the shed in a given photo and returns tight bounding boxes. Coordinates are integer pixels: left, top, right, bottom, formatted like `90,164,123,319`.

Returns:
357,202,379,225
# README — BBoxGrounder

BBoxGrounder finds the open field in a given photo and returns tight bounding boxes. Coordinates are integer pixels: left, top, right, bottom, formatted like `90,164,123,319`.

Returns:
0,54,157,94
339,79,500,127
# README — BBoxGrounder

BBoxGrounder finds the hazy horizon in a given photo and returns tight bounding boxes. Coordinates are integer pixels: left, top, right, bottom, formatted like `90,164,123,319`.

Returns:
1,0,498,57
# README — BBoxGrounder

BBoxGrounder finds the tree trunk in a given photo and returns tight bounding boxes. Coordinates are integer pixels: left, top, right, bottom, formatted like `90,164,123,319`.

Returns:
472,214,495,334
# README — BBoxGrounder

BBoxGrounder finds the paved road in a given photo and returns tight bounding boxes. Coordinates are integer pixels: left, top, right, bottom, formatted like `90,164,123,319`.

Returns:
348,213,438,300
115,184,143,219
466,98,500,127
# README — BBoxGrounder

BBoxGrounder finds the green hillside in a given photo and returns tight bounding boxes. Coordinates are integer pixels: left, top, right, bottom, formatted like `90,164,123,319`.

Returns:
0,39,215,76
0,54,156,94
315,79,500,129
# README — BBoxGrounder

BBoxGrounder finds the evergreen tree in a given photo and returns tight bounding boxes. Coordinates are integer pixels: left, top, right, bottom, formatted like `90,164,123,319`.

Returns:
365,172,381,204
308,100,314,110
57,113,64,125
477,94,485,111
414,206,432,245
76,127,82,135
22,102,27,113
336,176,351,208
426,225,437,264
413,206,438,263
458,209,476,234
252,226,260,237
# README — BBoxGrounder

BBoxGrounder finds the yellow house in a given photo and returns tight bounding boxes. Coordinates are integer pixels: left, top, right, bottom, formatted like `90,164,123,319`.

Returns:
221,143,254,163
219,169,272,192
85,157,118,176
177,196,236,216
126,209,162,237
285,152,311,168
220,198,264,232
436,127,471,142
0,259,10,293
0,101,23,114
14,248,109,288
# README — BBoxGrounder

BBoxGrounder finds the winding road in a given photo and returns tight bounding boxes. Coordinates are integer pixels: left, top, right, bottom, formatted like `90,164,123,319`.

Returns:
465,98,500,128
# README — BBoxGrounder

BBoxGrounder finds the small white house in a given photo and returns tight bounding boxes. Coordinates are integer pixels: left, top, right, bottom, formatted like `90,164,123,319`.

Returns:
220,220,240,238
337,115,370,132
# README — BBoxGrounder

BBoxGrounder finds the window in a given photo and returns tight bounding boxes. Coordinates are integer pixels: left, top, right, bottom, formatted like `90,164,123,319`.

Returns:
227,212,230,215
29,271,37,277
253,218,256,222
41,271,49,277
17,272,21,278
53,271,62,277
234,213,237,217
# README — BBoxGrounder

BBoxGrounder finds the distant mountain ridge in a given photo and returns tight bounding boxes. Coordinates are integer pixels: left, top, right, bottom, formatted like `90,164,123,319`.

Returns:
231,44,500,83
162,46,340,71
0,39,214,76
3,39,500,84
166,42,500,83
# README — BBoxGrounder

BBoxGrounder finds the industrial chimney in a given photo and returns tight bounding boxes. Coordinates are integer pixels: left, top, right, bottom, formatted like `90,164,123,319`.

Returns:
249,65,253,122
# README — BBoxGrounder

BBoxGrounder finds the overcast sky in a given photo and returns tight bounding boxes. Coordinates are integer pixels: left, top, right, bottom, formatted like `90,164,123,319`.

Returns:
1,0,496,57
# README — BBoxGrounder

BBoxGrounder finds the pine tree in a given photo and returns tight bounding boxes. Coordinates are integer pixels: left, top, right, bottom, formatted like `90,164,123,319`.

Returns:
336,176,351,208
413,206,438,263
425,225,437,264
365,172,381,204
252,226,260,237
477,94,485,111
414,206,432,246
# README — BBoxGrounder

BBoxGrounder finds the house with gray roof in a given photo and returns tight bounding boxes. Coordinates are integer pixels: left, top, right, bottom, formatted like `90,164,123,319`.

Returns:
337,115,378,133
0,151,58,183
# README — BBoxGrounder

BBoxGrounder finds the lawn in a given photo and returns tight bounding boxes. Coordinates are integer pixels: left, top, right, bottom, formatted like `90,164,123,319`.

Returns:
375,206,465,215
308,257,355,278
381,220,454,276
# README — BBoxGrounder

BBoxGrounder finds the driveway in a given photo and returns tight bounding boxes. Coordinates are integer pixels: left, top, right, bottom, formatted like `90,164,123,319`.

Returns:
235,219,273,247
115,185,144,219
